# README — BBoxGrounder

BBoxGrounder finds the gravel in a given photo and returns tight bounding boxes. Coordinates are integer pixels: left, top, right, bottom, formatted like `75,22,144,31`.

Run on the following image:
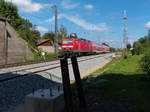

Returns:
0,74,59,111
0,73,19,81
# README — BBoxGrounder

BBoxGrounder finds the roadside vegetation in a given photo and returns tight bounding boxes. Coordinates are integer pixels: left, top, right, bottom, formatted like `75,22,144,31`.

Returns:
82,55,150,112
132,30,150,73
25,52,60,62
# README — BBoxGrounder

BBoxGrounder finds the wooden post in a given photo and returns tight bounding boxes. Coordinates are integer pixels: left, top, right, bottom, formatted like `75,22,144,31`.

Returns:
60,57,73,112
71,56,86,110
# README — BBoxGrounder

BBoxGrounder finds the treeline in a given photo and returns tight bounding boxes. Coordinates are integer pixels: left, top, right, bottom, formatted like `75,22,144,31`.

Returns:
132,30,150,73
0,0,69,52
132,30,150,55
41,25,67,44
0,0,40,49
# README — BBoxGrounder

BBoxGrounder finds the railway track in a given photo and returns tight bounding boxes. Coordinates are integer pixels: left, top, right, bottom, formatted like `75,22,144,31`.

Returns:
0,54,112,83
0,58,58,69
0,53,113,111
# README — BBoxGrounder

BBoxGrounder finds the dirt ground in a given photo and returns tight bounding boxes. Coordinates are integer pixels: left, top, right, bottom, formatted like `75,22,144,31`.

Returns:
69,88,136,112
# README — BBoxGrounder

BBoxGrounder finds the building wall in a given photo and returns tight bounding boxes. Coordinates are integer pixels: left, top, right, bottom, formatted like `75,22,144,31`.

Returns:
38,46,55,53
0,20,34,65
0,21,5,65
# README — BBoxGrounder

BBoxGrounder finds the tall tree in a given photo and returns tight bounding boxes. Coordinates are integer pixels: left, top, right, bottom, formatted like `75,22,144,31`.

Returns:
60,25,67,38
0,0,41,49
126,43,131,51
147,29,150,42
102,43,109,47
41,32,55,42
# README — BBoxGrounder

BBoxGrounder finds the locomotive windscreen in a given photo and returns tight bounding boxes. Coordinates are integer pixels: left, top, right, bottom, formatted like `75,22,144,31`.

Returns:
63,40,73,44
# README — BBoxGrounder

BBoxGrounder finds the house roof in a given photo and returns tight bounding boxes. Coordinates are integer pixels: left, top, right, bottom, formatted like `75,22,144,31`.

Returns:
37,39,54,46
38,39,49,43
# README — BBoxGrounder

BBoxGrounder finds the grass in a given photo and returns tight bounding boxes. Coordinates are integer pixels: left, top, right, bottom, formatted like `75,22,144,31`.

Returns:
95,55,144,75
25,52,60,62
85,55,150,112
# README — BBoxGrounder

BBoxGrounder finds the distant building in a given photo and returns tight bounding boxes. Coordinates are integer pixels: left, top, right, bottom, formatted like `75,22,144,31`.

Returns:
37,39,62,53
37,39,55,53
0,17,34,65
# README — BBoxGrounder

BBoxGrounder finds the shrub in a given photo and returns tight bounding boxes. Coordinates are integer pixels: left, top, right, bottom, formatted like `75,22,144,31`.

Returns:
123,54,128,59
140,49,150,73
45,52,60,60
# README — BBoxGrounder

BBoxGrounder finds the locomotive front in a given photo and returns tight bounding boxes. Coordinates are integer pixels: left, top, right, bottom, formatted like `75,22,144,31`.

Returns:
61,38,78,55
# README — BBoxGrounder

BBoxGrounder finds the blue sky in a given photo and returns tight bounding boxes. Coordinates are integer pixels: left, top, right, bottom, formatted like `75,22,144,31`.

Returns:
5,0,150,48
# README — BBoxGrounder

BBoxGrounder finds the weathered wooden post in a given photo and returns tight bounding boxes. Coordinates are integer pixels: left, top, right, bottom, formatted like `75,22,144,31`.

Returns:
71,56,86,110
60,57,73,112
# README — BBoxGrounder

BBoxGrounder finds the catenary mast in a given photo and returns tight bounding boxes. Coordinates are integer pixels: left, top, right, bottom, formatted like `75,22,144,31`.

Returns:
123,10,128,49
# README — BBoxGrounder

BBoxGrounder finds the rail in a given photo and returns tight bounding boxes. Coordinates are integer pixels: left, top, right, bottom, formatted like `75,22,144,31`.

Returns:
0,53,113,83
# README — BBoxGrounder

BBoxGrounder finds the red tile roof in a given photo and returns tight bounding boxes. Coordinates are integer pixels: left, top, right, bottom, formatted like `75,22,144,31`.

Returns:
38,39,49,43
37,39,54,46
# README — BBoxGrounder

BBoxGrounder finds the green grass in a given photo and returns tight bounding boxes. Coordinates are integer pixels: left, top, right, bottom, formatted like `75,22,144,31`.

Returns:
95,55,144,75
86,55,150,112
25,52,60,62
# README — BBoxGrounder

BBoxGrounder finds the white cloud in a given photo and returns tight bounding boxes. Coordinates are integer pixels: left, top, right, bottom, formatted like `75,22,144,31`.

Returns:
145,22,150,29
44,14,64,23
5,0,46,13
45,14,110,32
97,23,111,31
61,0,79,9
36,26,48,32
62,14,109,32
84,4,94,10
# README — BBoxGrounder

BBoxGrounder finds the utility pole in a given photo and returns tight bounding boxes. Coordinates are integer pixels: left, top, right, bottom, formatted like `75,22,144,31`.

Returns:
123,10,128,55
52,5,58,53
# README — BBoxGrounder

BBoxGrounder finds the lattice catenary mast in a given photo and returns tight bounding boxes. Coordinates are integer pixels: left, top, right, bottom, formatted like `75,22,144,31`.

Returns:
123,10,128,49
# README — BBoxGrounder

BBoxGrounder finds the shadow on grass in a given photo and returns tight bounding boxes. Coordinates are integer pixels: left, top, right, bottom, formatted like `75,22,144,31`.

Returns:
83,73,150,112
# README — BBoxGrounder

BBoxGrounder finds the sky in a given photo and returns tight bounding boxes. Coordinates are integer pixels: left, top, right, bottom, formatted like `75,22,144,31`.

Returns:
5,0,150,48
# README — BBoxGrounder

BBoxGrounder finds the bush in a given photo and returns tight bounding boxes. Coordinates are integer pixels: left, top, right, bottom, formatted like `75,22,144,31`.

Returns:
123,54,128,59
140,49,150,73
45,52,60,60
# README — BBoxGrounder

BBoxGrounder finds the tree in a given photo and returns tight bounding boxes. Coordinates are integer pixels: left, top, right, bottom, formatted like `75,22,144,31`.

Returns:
57,25,68,43
0,0,41,49
102,43,109,47
133,31,150,55
148,29,150,38
59,25,67,38
133,42,142,55
42,32,55,42
126,43,131,51
42,24,67,44
110,47,116,52
140,49,150,73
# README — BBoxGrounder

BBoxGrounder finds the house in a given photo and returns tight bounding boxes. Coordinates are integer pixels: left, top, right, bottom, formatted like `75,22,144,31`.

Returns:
0,17,34,65
37,39,55,53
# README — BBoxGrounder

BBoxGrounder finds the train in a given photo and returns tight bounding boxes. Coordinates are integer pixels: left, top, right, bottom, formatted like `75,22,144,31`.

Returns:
61,33,109,56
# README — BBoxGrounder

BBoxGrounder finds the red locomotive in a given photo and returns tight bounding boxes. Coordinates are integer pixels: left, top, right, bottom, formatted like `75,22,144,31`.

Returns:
61,33,109,56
